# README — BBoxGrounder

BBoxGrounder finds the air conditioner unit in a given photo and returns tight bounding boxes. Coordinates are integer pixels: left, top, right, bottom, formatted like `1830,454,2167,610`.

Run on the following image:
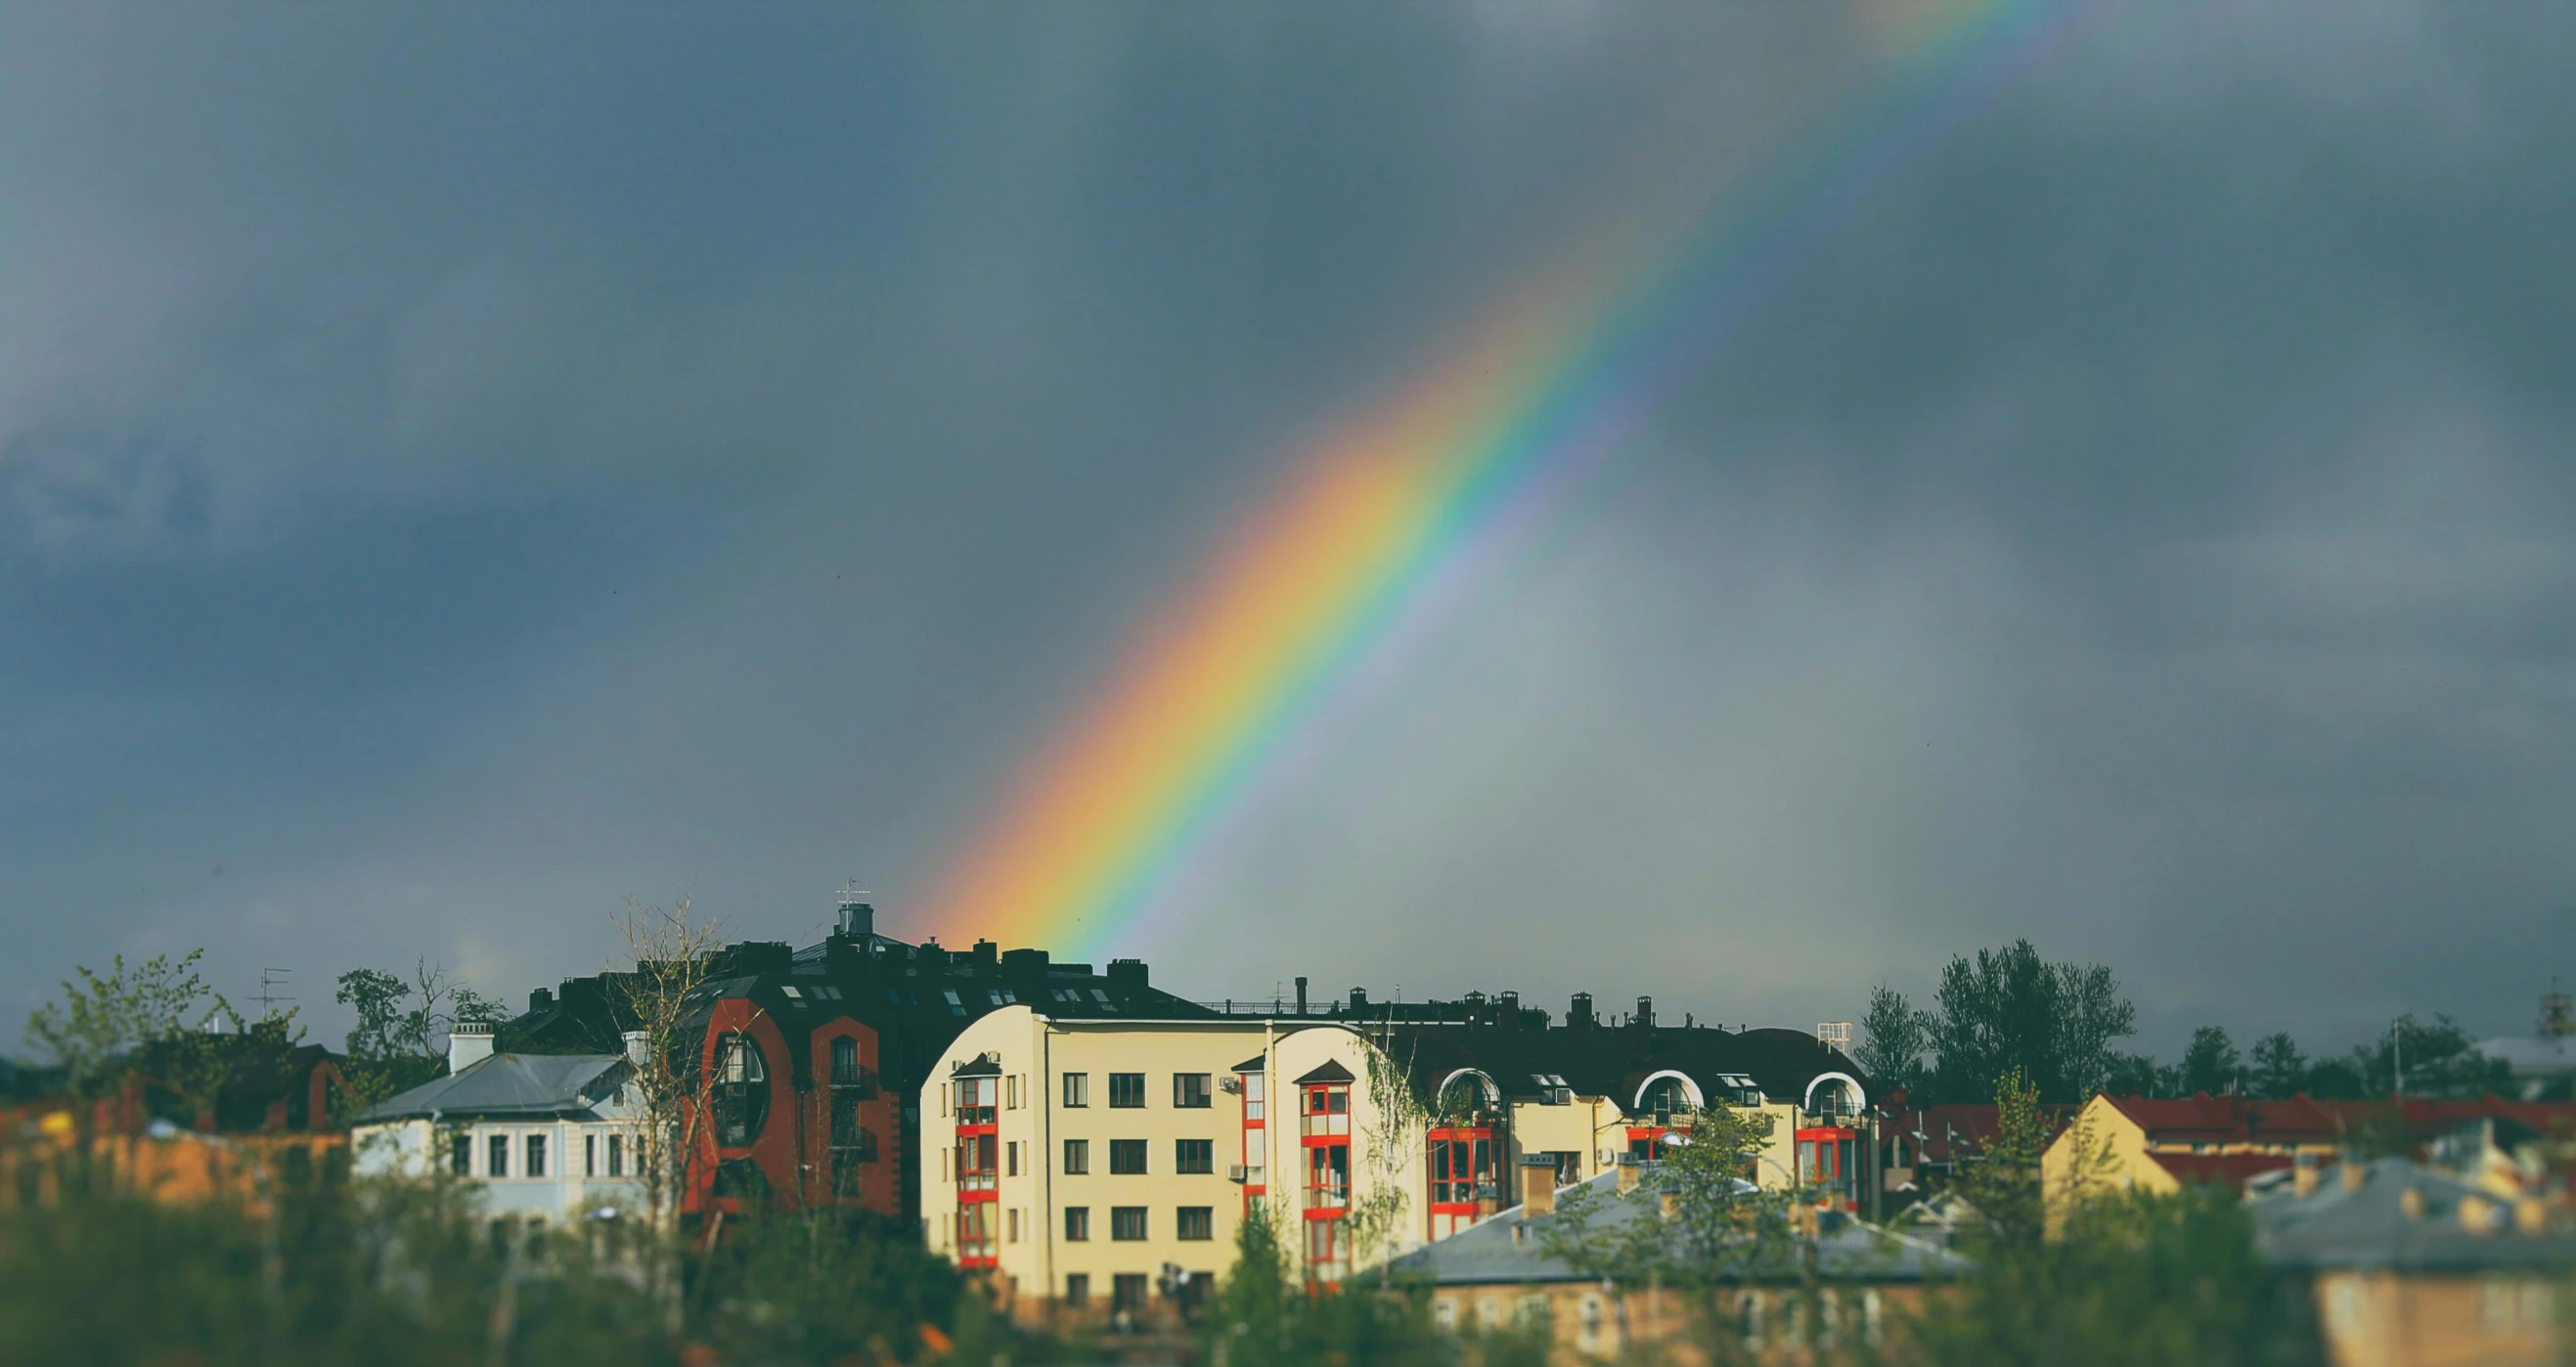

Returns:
1219,1076,1243,1094
1227,1165,1249,1182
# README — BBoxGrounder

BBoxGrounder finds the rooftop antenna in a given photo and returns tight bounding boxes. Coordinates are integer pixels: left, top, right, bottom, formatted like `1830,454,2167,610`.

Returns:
257,967,294,1019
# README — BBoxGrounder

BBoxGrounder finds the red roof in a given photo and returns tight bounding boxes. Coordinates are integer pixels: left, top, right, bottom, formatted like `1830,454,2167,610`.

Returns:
1882,1102,2077,1165
2143,1151,2298,1191
2100,1093,2340,1145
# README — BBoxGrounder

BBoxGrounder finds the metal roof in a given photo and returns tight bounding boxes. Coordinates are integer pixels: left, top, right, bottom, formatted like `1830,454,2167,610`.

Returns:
1386,1165,1974,1287
353,1052,630,1124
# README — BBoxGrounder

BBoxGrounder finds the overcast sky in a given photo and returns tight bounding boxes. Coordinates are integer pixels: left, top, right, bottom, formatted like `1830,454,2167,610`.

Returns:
5,2,2571,1064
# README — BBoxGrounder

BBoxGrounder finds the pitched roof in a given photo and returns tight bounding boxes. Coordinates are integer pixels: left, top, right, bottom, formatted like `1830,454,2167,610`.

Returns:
355,1053,628,1124
2100,1094,2340,1145
2146,1152,2299,1191
2252,1157,2576,1273
1296,1059,1355,1085
1386,1165,1974,1287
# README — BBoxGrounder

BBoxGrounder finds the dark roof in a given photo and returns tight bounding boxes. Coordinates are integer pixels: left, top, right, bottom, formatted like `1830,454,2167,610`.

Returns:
952,1054,1002,1078
2253,1158,2576,1273
1296,1059,1355,1085
493,925,1221,1107
355,1053,628,1124
1377,1023,1864,1116
1387,1165,1973,1287
1233,1055,1266,1074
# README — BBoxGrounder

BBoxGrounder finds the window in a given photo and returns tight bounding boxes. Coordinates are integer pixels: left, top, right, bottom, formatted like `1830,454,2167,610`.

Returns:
1064,1207,1091,1241
1110,1139,1147,1174
956,1134,998,1191
1007,1140,1022,1176
1064,1273,1089,1306
451,1133,471,1176
943,989,965,1017
1063,1139,1090,1174
1112,1273,1148,1312
1110,1207,1147,1241
955,1076,997,1124
584,1132,598,1177
1307,1143,1350,1209
1063,1073,1089,1108
1006,1075,1021,1109
607,1133,625,1177
488,1133,510,1178
1008,1207,1022,1243
713,1033,771,1147
526,1133,548,1178
1109,1073,1146,1108
830,1036,866,1087
1176,1138,1214,1174
1242,1072,1266,1121
1177,1207,1214,1241
1175,1073,1213,1108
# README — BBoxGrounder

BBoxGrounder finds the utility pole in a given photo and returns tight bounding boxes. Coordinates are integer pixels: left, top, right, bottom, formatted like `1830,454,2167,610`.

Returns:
2392,1016,2405,1099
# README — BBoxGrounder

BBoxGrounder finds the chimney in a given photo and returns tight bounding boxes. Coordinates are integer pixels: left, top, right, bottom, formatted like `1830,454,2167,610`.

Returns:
528,987,554,1012
1498,991,1521,1028
973,939,999,971
1296,977,1309,1015
836,897,874,940
1519,1156,1559,1217
1571,992,1595,1029
448,1021,495,1075
1107,958,1148,988
622,1029,651,1068
1350,987,1369,1014
1617,1155,1641,1193
1635,996,1655,1029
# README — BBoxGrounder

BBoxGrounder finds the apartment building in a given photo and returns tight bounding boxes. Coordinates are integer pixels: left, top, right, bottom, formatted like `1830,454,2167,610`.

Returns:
921,1008,1279,1319
921,991,1878,1321
491,893,1220,1224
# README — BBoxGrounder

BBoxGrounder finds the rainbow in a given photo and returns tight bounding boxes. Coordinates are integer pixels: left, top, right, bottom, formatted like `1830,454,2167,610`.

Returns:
920,0,2098,961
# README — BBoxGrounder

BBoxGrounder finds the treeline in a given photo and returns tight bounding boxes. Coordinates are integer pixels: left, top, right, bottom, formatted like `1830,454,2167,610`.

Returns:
1858,939,2510,1106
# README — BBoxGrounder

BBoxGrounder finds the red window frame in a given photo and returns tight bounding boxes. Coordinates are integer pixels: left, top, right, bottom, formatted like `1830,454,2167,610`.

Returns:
1301,1081,1352,1286
1239,1070,1267,1214
1795,1125,1860,1212
954,1076,999,1267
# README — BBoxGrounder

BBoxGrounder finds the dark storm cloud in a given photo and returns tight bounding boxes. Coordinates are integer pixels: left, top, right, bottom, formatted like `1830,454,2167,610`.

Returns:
3,2,2570,1065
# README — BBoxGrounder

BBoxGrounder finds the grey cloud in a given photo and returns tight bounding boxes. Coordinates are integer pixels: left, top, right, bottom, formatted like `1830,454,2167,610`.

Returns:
3,3,2572,1066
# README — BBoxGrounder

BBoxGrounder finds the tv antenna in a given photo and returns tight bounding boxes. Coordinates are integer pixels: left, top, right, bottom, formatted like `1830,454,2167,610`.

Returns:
257,967,295,1018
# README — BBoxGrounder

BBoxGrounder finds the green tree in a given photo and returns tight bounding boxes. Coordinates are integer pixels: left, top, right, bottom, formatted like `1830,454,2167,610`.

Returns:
23,950,215,1101
1857,983,1932,1095
2356,1013,2509,1099
1954,1068,2047,1256
332,960,499,1113
2249,1033,2306,1099
1926,941,2136,1103
2179,1027,2242,1096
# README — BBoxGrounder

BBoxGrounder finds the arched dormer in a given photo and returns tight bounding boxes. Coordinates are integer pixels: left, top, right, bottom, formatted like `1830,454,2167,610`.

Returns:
1803,1071,1865,1119
1434,1068,1500,1115
1632,1069,1705,1115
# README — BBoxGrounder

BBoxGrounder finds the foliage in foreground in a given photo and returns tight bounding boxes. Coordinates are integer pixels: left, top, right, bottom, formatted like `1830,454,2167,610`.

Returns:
0,1145,1043,1366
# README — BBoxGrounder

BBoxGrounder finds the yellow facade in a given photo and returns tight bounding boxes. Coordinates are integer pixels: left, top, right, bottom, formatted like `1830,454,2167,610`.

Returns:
2313,1270,2560,1367
922,1010,1848,1320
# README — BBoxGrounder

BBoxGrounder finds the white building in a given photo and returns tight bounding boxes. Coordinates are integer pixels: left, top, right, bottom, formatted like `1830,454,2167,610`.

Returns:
352,1023,645,1222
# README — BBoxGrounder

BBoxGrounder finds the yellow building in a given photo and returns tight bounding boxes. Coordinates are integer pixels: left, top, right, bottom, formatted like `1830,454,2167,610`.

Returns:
921,994,1876,1323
